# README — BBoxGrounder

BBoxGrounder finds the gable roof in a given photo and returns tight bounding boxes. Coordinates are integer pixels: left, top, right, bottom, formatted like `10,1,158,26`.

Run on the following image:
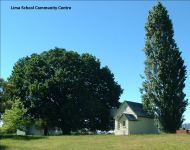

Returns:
124,101,152,118
119,113,137,121
124,114,137,121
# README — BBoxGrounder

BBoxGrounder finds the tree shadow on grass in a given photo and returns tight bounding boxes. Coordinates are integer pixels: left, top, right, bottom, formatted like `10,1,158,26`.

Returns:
0,135,47,141
0,145,8,150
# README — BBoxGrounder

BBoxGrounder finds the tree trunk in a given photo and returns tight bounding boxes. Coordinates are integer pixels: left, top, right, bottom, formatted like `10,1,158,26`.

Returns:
61,127,71,135
44,125,49,136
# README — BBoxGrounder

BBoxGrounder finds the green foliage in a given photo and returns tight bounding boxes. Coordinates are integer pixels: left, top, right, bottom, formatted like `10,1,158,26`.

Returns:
7,48,122,134
0,78,5,114
0,78,13,119
2,99,28,133
141,2,188,132
34,118,46,129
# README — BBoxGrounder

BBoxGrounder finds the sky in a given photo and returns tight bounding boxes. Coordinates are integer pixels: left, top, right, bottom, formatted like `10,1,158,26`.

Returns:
1,1,190,123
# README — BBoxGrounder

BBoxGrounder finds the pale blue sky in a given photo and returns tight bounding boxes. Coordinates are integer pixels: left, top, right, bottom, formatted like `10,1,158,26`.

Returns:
1,1,190,123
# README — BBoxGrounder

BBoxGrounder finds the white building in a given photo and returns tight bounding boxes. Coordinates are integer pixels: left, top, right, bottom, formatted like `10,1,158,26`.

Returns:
0,120,3,128
114,101,158,135
17,124,62,136
0,113,3,127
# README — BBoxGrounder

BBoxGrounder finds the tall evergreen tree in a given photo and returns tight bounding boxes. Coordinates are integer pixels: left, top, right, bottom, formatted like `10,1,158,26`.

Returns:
141,2,188,132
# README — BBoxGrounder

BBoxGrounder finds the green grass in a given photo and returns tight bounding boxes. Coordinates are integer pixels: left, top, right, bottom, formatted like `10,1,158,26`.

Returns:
0,134,190,150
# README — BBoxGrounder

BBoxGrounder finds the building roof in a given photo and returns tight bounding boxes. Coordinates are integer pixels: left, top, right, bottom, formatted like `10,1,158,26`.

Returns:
124,114,137,121
125,101,152,118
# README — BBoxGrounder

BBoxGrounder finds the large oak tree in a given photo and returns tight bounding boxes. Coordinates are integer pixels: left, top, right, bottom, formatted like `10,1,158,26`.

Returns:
8,48,122,134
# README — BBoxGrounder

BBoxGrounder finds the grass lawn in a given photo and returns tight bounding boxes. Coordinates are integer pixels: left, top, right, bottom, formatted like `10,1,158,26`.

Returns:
0,134,190,150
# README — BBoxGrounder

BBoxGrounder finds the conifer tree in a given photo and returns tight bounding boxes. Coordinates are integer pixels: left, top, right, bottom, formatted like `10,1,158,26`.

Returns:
141,2,188,132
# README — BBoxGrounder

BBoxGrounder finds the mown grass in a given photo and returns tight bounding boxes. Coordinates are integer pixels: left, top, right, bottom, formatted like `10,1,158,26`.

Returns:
0,134,190,150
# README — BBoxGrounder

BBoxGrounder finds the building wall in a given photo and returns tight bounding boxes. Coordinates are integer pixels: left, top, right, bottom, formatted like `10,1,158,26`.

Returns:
49,127,62,135
0,120,3,128
114,102,158,135
115,117,158,135
115,103,136,119
16,129,26,135
115,115,129,135
124,106,137,118
128,117,158,134
16,125,44,136
29,124,44,135
16,124,63,135
114,104,137,135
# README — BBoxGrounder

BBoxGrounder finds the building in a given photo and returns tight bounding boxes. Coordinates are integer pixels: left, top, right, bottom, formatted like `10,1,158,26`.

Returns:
17,124,62,136
114,101,158,135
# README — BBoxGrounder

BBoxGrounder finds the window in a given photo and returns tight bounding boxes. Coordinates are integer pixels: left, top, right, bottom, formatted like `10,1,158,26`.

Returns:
123,121,125,127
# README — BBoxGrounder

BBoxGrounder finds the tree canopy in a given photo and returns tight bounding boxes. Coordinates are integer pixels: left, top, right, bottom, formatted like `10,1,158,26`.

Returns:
141,2,188,132
0,78,13,118
8,48,122,134
0,78,6,114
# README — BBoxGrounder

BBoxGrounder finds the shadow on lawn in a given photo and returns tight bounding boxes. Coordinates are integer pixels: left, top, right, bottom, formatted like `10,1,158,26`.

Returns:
0,145,8,150
0,134,47,140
